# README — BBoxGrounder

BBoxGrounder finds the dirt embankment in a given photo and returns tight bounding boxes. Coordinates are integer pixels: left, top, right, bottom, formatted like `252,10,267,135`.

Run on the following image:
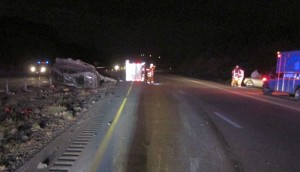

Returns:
0,81,116,171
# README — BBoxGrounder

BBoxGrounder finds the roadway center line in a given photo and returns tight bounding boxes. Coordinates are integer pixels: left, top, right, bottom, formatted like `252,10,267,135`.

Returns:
214,112,243,129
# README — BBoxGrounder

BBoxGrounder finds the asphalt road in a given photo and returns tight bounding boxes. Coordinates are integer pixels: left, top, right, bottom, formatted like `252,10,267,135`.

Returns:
17,74,300,172
123,75,300,172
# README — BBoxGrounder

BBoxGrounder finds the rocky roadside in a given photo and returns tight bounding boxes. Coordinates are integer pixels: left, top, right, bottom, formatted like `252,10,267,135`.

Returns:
0,81,116,171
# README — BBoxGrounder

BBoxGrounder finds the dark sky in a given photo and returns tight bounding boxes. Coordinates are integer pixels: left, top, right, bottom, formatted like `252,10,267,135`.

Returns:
1,0,300,72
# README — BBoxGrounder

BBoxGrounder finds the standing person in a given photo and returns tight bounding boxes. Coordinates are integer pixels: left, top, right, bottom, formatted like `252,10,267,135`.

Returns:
231,65,244,87
146,63,156,84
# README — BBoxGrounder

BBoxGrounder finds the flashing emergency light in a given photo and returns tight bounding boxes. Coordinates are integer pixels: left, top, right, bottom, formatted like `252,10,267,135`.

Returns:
277,52,281,58
37,60,49,65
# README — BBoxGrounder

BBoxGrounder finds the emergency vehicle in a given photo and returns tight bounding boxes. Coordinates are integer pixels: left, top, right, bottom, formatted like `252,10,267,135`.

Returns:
125,60,146,81
262,50,300,101
29,60,50,75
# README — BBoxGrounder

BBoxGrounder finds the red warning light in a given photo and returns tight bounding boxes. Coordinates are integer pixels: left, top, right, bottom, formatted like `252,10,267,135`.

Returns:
277,52,281,58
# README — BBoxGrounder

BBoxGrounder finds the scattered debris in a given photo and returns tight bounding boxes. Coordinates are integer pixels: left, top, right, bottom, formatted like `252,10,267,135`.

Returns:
37,162,47,169
37,158,49,169
0,73,117,171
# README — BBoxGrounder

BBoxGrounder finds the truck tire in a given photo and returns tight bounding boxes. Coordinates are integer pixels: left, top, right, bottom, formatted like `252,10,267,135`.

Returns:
262,83,273,95
295,88,300,101
245,80,254,87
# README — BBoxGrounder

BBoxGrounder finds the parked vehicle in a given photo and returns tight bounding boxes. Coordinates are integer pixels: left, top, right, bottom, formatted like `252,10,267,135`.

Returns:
262,51,300,101
243,76,267,88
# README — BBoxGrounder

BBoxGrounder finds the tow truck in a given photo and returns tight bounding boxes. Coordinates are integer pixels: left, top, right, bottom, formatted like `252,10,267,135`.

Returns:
262,50,300,101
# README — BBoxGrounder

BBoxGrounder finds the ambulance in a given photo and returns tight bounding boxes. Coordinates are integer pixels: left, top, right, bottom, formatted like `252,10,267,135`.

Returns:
262,50,300,101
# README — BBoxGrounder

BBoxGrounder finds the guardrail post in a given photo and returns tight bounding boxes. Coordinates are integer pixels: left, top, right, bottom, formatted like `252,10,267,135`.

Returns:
38,75,41,87
5,79,9,93
24,79,27,91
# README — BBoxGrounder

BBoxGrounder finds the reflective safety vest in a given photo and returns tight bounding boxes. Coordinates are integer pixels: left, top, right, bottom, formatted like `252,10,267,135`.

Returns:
232,69,244,79
147,67,155,77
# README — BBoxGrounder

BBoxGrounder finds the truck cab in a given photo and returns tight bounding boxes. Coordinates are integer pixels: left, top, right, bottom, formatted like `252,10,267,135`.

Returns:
262,51,300,101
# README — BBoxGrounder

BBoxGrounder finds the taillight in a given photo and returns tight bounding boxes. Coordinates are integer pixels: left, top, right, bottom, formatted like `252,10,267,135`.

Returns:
262,77,267,82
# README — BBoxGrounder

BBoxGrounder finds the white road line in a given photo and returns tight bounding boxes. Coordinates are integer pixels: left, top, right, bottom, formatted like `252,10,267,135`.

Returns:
214,112,243,129
188,79,300,112
183,118,192,136
158,153,161,172
190,158,200,172
178,90,185,95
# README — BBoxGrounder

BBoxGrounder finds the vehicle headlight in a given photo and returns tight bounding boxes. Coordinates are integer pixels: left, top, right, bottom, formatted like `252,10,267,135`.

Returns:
30,66,36,72
40,66,46,73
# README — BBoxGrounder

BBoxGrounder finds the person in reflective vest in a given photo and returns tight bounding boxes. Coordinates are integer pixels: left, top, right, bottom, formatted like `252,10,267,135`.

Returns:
146,63,156,84
231,65,244,87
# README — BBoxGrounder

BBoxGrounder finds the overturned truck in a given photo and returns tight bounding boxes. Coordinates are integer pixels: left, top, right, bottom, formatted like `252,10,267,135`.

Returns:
51,58,115,88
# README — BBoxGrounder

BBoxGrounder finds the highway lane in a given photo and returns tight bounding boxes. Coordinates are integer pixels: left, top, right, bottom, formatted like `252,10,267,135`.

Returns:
125,76,235,172
152,75,300,172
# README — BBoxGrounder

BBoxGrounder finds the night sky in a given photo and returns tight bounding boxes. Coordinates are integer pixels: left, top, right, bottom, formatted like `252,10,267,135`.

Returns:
1,1,300,79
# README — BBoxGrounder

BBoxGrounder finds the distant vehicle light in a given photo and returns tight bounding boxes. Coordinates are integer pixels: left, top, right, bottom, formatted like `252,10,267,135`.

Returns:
40,66,46,73
262,77,267,82
114,65,120,71
30,66,36,72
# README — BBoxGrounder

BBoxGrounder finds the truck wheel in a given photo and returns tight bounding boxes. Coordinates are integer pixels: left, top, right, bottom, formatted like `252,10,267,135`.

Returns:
262,83,273,95
245,80,254,87
295,88,300,101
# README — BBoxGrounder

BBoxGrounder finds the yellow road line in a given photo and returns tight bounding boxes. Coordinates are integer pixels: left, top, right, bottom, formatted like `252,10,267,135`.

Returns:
89,82,133,172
